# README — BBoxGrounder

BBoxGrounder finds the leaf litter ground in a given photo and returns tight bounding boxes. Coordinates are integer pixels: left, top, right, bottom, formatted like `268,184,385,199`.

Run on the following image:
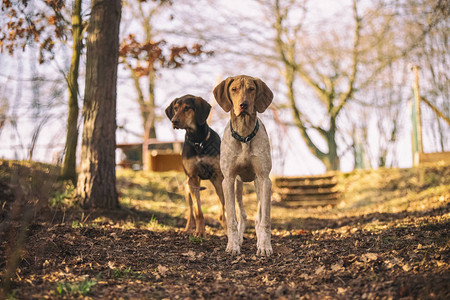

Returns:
1,163,449,299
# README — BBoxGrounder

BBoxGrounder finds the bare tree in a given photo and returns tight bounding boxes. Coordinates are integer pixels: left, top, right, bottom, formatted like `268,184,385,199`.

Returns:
76,0,121,208
269,0,362,170
1,1,88,180
60,0,84,184
0,99,7,134
401,0,449,151
351,63,406,169
119,0,212,140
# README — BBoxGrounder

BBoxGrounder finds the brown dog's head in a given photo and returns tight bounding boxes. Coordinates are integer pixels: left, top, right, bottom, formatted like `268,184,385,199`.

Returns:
165,95,211,131
213,75,273,116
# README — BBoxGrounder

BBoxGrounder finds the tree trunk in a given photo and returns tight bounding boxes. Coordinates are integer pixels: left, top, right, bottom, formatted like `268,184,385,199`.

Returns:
146,67,157,139
76,0,121,209
61,0,82,184
124,62,157,140
326,125,340,171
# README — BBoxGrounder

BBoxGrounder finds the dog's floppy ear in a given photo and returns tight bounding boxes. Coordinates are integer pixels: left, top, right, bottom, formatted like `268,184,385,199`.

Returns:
213,77,233,112
165,98,177,120
194,96,211,125
254,78,273,113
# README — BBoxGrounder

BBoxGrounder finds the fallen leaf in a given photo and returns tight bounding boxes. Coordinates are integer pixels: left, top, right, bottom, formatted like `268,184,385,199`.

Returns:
182,250,196,261
231,256,241,264
299,273,309,280
157,265,168,277
107,261,115,269
402,264,412,272
436,260,445,267
197,252,204,260
385,260,395,269
315,265,325,275
216,272,223,281
277,245,293,255
384,257,402,269
43,260,50,268
362,253,378,261
331,263,344,272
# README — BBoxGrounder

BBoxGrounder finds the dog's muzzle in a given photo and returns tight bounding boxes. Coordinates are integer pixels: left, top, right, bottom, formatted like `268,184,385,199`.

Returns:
172,120,180,129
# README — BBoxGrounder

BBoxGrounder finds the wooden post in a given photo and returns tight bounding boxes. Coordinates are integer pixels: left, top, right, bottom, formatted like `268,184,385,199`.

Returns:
411,65,425,185
410,100,418,165
411,65,423,165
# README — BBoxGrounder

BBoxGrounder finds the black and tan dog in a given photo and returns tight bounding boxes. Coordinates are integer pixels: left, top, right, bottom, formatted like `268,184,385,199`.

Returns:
165,94,226,237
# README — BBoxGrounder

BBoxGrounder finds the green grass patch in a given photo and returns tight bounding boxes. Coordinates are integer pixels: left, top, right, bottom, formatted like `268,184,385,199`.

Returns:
49,181,75,207
111,267,142,279
56,275,99,296
189,235,203,243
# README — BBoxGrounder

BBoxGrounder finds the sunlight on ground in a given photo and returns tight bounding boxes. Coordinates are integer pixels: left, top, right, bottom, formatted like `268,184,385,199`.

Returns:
2,161,449,299
116,164,450,233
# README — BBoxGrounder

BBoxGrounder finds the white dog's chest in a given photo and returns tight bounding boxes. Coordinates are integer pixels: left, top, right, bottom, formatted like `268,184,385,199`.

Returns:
231,149,256,182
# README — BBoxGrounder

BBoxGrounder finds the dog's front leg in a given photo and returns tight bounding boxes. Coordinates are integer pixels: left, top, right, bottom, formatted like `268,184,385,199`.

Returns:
188,177,205,237
254,177,261,242
211,176,227,230
184,182,195,233
255,176,273,256
223,176,240,255
235,178,246,246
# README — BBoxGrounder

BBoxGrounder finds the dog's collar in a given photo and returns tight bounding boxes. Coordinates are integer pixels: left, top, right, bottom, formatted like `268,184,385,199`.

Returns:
185,127,211,153
230,120,259,143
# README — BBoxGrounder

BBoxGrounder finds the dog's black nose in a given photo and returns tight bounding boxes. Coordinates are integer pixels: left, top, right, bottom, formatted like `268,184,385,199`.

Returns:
240,102,248,109
172,119,180,128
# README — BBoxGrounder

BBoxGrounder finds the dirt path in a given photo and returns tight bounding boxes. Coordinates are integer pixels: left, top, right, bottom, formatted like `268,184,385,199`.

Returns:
1,164,449,299
0,203,447,299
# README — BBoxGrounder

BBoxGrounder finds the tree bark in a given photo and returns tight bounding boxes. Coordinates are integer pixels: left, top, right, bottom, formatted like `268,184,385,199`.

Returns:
146,67,157,139
61,0,82,184
76,0,121,208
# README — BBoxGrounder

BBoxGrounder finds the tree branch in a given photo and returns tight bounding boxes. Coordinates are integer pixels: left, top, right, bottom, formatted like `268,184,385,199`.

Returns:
422,96,450,126
123,60,148,127
332,0,361,118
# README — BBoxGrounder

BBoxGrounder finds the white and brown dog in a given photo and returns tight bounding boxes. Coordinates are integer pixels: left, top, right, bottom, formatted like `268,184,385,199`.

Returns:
213,75,274,256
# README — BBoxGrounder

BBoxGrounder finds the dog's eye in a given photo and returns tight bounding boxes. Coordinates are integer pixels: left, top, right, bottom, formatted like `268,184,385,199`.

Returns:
183,106,190,112
231,87,237,92
249,86,255,91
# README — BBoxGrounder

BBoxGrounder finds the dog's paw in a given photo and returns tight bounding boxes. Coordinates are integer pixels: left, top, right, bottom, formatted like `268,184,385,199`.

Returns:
238,235,244,246
226,229,240,255
183,228,193,235
226,244,241,256
194,229,206,238
256,236,273,257
256,245,273,257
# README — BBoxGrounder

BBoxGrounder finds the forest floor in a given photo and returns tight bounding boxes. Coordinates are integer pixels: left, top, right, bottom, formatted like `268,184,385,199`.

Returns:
0,160,449,299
